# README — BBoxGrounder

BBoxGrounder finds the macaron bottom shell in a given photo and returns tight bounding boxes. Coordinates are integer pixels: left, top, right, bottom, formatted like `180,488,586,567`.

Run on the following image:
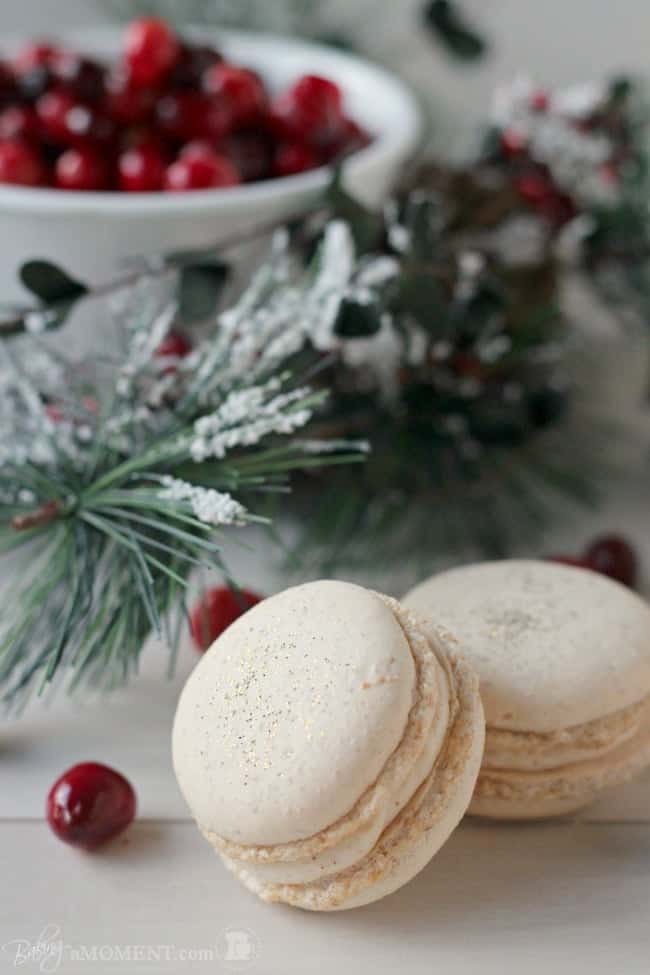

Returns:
222,648,485,911
471,697,650,820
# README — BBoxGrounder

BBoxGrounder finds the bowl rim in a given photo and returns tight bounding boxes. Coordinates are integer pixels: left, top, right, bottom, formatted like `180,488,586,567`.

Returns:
0,26,421,216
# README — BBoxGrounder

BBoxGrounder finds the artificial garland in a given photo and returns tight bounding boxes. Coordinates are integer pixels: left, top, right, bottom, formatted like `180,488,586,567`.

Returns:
0,232,365,709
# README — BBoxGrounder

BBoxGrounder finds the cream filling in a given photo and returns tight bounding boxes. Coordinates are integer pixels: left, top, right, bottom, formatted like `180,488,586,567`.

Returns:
475,705,650,809
483,694,650,772
221,659,451,886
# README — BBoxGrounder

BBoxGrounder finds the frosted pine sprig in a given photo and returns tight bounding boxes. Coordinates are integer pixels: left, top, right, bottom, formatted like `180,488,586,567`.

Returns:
158,477,248,527
0,227,367,709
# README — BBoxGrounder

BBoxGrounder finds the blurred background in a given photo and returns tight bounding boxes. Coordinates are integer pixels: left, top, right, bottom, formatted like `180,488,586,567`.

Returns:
4,0,650,161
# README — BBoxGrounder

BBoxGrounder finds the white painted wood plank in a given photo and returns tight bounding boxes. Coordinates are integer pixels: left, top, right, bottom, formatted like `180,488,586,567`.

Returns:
1,820,650,975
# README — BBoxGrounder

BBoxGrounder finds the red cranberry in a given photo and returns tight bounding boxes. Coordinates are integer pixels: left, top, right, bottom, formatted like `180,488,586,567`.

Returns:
219,130,272,182
500,127,527,157
529,89,549,112
0,140,47,186
190,586,263,651
170,43,222,89
583,535,638,589
50,52,105,102
46,761,136,850
164,149,240,191
273,141,319,177
323,116,370,161
156,329,193,372
36,88,76,142
0,61,17,106
56,145,109,191
13,41,59,74
105,65,157,124
515,171,552,205
0,105,39,141
548,555,591,570
124,17,180,88
118,144,166,192
156,91,232,142
203,64,266,127
271,74,344,146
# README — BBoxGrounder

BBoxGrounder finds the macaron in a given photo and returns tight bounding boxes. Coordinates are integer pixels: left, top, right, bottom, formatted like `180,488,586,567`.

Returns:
404,559,650,820
172,579,484,910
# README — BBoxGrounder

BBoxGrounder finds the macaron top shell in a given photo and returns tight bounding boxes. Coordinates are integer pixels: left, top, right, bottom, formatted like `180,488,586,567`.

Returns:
173,580,416,846
404,560,650,733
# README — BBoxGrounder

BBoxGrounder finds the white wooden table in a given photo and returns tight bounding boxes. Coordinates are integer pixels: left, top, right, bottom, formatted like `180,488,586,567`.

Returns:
2,479,650,975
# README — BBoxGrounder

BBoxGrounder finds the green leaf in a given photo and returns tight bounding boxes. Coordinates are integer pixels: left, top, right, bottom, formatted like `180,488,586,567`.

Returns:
423,0,487,61
334,296,383,337
19,260,89,330
20,260,88,304
178,259,229,321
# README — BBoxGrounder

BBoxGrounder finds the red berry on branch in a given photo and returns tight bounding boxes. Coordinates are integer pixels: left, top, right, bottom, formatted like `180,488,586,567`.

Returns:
56,145,109,190
529,89,549,112
46,762,136,850
124,17,180,88
500,127,527,157
190,586,263,651
203,63,266,127
164,150,240,191
118,144,166,192
0,139,47,185
156,329,192,370
583,535,638,589
273,141,319,177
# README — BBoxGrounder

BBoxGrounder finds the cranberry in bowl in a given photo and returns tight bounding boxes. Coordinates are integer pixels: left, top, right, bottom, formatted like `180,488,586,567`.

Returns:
0,26,420,305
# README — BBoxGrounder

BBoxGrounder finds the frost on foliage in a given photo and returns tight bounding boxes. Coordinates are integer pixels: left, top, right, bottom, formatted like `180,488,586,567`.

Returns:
158,477,248,527
491,75,618,205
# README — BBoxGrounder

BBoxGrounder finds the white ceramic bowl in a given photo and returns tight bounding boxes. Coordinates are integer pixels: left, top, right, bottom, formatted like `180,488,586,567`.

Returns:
0,27,421,303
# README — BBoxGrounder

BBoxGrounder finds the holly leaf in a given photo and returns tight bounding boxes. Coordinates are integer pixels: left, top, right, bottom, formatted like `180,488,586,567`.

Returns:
20,260,88,305
178,259,229,322
334,296,383,338
19,260,89,331
423,0,487,61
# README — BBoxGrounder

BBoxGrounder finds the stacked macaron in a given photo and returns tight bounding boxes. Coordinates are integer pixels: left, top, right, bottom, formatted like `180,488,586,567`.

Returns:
404,559,650,819
173,580,484,910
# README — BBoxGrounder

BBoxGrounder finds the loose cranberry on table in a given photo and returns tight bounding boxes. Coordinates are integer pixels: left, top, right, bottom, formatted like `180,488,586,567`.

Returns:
124,17,180,88
0,139,46,185
46,761,136,850
190,586,263,651
584,535,638,589
549,534,639,589
56,145,109,190
164,147,240,192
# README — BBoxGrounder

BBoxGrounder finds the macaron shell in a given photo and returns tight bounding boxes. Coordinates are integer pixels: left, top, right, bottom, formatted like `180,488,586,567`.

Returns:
404,560,650,732
173,580,416,846
231,648,485,910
